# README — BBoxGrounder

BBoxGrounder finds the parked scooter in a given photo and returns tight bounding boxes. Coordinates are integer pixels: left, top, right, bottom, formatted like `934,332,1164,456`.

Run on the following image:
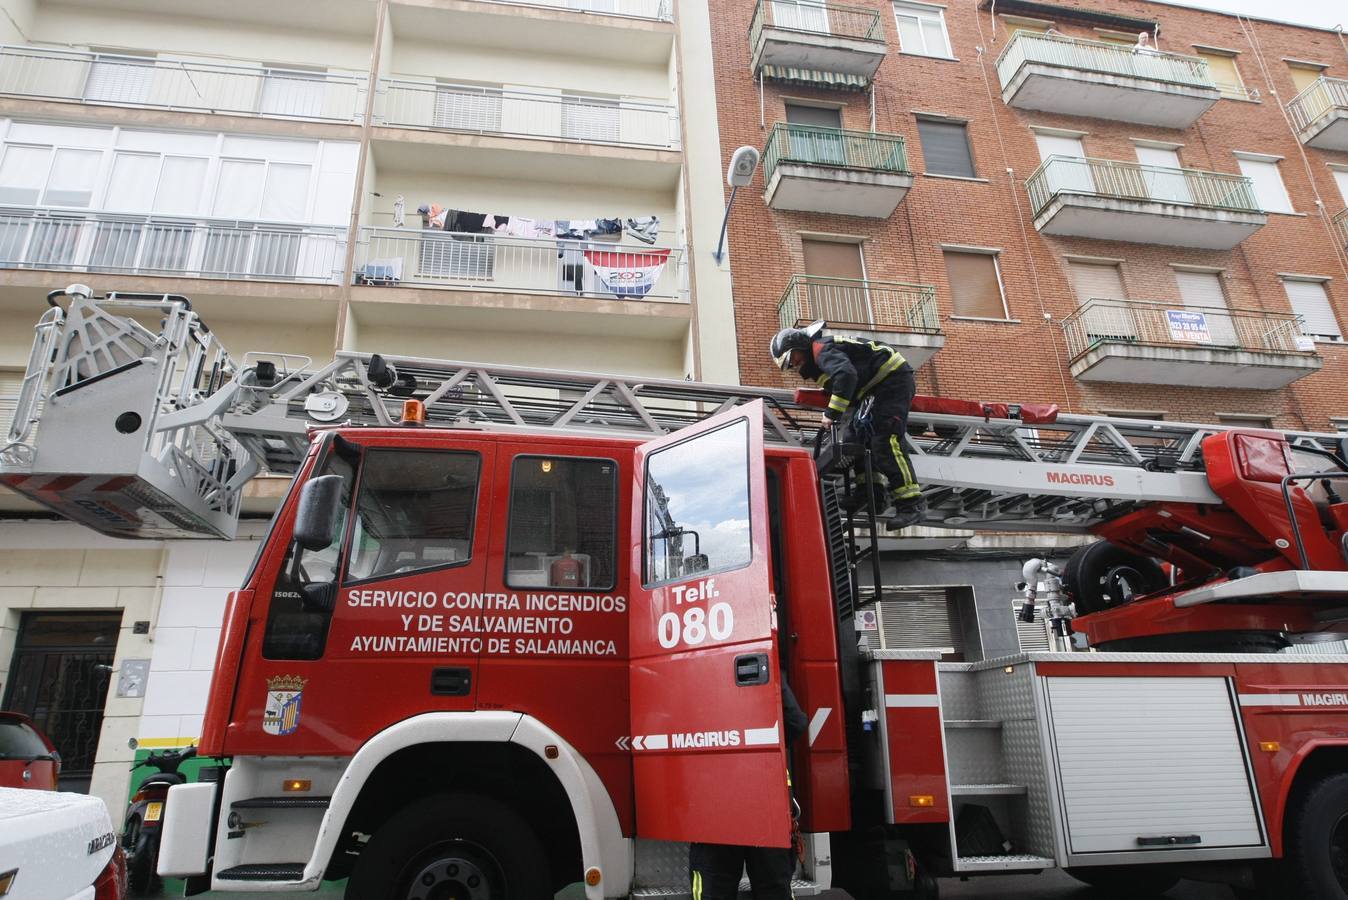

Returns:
121,740,196,894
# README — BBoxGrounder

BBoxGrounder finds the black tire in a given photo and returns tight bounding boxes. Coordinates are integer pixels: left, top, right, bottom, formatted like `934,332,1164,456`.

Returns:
1065,865,1178,897
123,819,159,895
345,792,550,900
1064,541,1167,615
1285,773,1348,899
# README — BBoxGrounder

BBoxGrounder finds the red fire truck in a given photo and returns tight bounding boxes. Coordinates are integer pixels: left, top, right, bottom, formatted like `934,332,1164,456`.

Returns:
5,286,1348,900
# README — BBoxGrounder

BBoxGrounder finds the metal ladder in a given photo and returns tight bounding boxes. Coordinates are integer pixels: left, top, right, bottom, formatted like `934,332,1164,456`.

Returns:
2,285,1343,541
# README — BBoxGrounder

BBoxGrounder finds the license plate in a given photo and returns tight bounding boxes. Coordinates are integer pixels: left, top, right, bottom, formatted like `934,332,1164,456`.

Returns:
144,802,163,823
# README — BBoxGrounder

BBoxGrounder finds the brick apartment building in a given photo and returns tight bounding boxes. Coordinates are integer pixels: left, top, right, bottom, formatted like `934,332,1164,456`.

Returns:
712,0,1348,656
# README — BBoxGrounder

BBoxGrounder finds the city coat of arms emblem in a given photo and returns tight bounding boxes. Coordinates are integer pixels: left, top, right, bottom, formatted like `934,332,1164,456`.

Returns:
262,674,308,736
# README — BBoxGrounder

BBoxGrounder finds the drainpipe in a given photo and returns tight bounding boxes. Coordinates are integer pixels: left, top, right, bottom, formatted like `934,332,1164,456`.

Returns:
334,0,388,349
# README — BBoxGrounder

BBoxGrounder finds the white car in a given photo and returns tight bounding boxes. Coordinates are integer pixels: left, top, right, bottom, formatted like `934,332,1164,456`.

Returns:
0,787,126,900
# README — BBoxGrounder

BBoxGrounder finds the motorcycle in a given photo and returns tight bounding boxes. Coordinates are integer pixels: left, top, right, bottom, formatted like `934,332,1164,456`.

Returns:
121,742,196,895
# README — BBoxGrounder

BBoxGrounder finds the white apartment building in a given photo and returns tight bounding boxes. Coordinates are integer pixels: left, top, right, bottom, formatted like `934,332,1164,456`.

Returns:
0,0,737,814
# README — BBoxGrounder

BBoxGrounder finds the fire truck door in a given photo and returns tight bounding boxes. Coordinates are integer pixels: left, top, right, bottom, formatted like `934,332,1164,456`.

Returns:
629,400,793,847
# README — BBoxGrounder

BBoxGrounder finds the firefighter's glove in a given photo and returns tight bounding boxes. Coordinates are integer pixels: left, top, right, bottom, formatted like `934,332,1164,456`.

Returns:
824,407,844,424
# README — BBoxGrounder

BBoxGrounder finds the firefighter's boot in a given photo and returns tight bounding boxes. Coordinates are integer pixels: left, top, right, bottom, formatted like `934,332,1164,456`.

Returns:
887,496,927,530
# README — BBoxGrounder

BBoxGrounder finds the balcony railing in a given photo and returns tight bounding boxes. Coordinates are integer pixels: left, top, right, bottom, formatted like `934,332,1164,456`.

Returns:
355,226,686,302
763,123,910,182
1334,208,1348,252
749,0,883,46
376,80,679,150
1062,297,1311,360
1026,155,1260,218
777,274,938,333
995,31,1215,91
0,208,345,283
1287,76,1348,133
0,45,366,123
470,0,671,21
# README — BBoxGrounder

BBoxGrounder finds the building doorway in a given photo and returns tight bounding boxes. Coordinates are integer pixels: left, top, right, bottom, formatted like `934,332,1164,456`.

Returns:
3,611,120,792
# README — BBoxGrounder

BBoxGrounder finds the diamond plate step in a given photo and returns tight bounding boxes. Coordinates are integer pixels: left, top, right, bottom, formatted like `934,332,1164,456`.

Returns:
217,863,305,881
955,854,1054,873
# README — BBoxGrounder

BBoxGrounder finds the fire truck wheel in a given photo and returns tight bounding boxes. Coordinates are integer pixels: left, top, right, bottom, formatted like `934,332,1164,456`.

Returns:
1063,865,1177,896
1063,542,1166,616
1286,773,1348,899
345,792,550,900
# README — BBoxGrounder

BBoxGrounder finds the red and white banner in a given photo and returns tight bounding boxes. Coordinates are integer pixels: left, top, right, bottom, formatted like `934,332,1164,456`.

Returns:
584,248,671,298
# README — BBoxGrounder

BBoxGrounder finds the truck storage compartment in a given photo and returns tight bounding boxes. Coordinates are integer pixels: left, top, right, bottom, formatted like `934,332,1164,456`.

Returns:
1044,676,1265,856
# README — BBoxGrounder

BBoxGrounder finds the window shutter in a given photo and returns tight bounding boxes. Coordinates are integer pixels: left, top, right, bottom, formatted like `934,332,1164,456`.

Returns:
84,53,155,105
1287,65,1322,95
1175,270,1236,345
1332,169,1348,207
944,250,1006,318
1067,261,1126,304
1199,52,1244,98
1034,132,1085,161
1236,157,1293,213
1283,279,1341,341
785,103,842,128
877,589,963,655
917,120,975,178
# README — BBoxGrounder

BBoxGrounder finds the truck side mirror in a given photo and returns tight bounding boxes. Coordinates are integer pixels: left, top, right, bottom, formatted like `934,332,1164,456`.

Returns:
294,474,344,551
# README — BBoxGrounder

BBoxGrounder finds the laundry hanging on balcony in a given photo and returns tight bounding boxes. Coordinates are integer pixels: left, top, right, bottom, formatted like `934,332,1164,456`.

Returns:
583,248,671,298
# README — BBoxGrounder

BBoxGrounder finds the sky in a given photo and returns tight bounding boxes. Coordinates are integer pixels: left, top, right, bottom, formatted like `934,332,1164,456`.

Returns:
1160,0,1343,31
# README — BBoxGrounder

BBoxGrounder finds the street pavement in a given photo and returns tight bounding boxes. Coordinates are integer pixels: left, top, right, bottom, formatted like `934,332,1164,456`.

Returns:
186,868,1240,898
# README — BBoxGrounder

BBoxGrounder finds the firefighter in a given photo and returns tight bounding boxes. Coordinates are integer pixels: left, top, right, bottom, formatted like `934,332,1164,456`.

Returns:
689,682,808,900
770,323,926,529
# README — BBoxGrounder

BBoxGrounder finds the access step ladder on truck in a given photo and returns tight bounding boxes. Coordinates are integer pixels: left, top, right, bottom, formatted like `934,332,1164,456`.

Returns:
4,286,1348,899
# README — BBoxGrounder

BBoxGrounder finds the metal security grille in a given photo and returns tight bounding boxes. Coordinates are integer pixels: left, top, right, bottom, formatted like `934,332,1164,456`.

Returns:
877,588,963,654
2,612,121,791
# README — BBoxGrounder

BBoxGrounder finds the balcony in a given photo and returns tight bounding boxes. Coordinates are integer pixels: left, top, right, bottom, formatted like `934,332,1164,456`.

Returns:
1025,156,1266,249
1287,76,1348,152
762,123,913,218
0,208,345,283
0,45,366,124
355,226,685,300
995,32,1219,129
777,274,943,368
1062,298,1321,389
375,80,679,150
749,0,886,83
1335,208,1348,252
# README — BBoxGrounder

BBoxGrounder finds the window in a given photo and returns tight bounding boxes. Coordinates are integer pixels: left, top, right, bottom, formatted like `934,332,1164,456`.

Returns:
213,159,265,218
1236,155,1294,213
785,103,842,128
644,418,752,586
893,2,951,58
1135,145,1190,204
261,162,311,222
346,450,480,583
784,104,846,165
1196,49,1246,99
943,249,1007,319
917,118,975,178
104,153,158,213
263,444,355,660
0,145,51,205
1282,277,1341,342
154,156,207,215
1217,414,1274,429
1332,167,1348,207
506,456,616,590
41,148,100,207
770,0,831,33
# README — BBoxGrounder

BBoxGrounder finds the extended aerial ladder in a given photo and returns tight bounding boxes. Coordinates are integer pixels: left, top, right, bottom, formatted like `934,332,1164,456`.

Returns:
4,285,1348,651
